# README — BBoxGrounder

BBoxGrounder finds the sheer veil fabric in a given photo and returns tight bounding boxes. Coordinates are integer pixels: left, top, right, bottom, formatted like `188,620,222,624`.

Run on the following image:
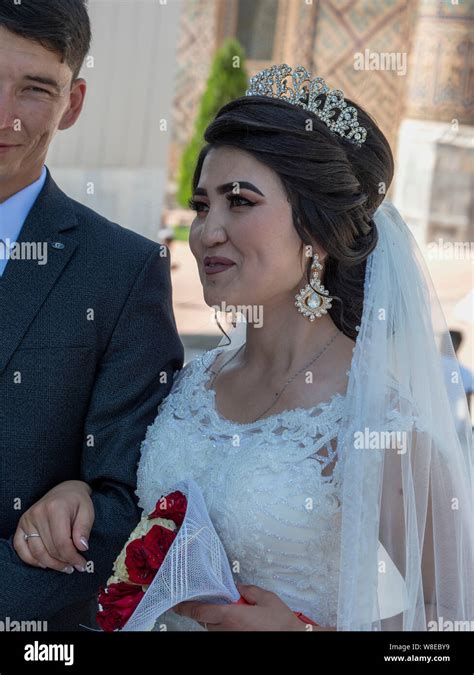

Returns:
218,199,473,631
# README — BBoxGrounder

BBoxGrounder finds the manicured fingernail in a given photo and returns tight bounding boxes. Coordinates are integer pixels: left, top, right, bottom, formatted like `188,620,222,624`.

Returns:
74,565,86,572
80,537,89,550
62,566,74,574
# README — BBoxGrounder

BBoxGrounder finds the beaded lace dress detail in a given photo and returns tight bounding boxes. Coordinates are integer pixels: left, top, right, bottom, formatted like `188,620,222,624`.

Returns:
137,346,351,629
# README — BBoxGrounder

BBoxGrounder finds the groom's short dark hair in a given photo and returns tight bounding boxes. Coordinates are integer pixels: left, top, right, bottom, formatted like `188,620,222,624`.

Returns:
0,0,91,81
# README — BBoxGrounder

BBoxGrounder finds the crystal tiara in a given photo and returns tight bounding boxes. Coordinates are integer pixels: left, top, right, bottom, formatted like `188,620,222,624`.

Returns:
245,64,367,145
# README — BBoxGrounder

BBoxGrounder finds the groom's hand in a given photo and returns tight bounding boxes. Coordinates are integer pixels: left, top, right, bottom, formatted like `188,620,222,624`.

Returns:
13,480,94,574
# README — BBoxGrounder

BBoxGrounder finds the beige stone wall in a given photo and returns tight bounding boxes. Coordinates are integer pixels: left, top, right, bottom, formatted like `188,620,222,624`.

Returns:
169,0,422,179
405,0,474,125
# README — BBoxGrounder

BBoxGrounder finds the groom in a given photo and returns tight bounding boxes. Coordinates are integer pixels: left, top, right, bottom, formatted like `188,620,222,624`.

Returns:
0,1,183,629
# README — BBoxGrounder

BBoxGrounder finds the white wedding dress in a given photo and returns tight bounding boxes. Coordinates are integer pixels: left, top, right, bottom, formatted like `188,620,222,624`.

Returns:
135,199,473,630
136,345,347,630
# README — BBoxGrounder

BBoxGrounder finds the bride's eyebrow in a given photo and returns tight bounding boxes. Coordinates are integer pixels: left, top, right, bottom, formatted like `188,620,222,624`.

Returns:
194,181,265,197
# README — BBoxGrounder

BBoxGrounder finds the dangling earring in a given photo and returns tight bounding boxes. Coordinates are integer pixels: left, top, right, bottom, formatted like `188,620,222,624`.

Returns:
294,253,332,322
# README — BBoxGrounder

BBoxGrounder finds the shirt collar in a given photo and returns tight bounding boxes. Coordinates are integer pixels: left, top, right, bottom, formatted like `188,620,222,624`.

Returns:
0,166,48,245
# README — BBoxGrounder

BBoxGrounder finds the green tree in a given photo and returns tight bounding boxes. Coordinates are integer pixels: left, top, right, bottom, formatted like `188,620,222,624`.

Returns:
176,38,249,208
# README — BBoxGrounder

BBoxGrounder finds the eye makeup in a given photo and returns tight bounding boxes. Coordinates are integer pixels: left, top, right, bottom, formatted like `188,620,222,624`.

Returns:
188,193,258,213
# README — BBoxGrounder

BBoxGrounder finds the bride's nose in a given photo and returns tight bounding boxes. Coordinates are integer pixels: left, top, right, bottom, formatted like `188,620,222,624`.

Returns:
199,211,228,247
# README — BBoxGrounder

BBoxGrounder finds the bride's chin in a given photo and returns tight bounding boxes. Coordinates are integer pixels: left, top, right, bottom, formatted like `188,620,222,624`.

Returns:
203,287,233,307
204,295,232,310
202,282,251,310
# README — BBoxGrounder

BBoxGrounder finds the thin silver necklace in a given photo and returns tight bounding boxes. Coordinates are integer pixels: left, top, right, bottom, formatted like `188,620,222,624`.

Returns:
206,330,342,423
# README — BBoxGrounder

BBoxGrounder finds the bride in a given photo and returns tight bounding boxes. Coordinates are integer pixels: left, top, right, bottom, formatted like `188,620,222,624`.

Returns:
14,65,473,631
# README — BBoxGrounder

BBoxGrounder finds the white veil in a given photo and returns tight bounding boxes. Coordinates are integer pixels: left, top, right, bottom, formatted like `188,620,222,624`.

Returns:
217,199,473,631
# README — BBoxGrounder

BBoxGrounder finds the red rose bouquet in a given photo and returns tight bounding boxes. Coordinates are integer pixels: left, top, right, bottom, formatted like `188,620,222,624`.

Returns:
96,490,187,631
96,480,318,631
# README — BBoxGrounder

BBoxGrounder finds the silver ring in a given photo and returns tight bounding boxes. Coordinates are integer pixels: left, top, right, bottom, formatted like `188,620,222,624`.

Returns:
24,533,41,541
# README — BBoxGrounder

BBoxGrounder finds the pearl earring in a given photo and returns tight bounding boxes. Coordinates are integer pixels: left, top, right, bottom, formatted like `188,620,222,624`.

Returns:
294,253,332,321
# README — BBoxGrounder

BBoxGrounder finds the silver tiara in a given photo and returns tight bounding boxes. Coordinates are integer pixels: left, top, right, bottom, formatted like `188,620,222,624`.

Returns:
245,64,367,145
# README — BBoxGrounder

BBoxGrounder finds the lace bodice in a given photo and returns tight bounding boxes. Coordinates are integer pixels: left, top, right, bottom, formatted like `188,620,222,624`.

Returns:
136,346,348,630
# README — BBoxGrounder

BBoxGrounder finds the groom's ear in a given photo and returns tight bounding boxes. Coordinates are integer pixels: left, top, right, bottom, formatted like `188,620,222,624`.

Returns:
58,78,87,131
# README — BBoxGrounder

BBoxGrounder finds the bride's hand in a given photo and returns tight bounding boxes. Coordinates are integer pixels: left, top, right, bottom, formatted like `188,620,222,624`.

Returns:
13,480,94,574
172,583,329,631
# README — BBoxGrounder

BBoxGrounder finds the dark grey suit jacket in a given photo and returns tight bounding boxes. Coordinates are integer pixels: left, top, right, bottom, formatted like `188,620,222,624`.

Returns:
0,169,184,630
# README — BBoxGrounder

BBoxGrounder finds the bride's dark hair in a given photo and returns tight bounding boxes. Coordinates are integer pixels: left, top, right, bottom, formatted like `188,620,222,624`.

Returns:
191,94,394,340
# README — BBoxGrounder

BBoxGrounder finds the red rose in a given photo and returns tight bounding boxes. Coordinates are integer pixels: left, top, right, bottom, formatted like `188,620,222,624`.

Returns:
96,582,145,632
148,490,187,527
142,524,176,568
125,537,155,585
125,525,176,585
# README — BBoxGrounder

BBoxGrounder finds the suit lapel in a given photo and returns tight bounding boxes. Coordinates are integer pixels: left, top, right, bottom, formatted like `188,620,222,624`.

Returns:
0,169,79,376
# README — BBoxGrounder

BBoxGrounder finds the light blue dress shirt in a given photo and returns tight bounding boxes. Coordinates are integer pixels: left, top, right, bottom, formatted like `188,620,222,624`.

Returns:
0,166,47,277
